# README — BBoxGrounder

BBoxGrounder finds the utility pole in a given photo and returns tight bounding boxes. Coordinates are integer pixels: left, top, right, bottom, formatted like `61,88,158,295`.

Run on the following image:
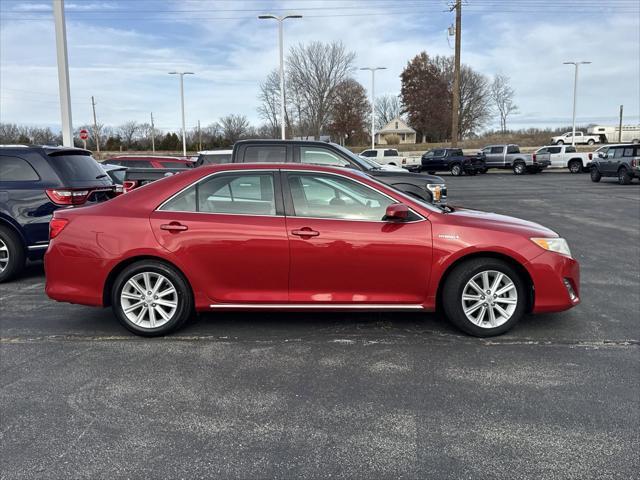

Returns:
198,119,202,151
618,105,623,142
168,71,194,157
53,0,73,147
150,112,156,153
91,96,100,152
450,0,462,147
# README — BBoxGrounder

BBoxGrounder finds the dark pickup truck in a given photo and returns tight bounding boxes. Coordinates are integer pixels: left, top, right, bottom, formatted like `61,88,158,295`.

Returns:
124,140,448,204
417,148,486,176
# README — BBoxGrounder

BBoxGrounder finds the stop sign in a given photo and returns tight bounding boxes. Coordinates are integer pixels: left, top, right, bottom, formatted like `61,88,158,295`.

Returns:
79,128,89,140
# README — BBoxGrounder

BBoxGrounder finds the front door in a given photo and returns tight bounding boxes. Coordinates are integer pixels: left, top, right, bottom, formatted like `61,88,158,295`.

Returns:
283,171,432,304
150,171,289,303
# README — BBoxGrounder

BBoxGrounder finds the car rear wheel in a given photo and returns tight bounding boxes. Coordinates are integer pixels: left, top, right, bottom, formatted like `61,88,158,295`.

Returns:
590,166,601,182
450,164,462,176
513,161,526,175
0,226,25,283
442,258,527,337
618,167,632,185
111,260,193,336
568,160,582,174
587,139,595,145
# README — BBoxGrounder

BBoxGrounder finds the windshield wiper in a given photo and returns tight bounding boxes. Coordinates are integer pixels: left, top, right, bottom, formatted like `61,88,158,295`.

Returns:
95,174,108,179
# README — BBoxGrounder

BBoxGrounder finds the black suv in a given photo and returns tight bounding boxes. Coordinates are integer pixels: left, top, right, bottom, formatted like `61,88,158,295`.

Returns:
0,146,115,282
590,144,640,185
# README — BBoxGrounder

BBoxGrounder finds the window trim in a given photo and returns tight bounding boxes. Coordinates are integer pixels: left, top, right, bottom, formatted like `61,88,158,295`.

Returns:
156,170,285,217
281,170,426,223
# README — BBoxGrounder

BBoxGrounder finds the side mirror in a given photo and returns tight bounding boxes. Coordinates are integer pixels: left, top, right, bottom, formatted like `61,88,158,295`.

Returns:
385,203,409,221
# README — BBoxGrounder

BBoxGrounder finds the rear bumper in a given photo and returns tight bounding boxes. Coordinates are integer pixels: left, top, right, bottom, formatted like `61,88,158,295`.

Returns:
526,251,580,313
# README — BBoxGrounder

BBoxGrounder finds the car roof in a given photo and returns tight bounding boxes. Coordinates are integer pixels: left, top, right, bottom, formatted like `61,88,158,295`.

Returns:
109,155,189,160
234,139,335,147
0,145,92,155
198,150,233,154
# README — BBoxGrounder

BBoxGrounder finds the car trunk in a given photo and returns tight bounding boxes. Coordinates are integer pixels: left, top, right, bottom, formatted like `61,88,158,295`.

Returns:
47,150,115,204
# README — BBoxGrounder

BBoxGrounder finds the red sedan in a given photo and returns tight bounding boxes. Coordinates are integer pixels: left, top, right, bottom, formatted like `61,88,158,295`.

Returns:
45,163,580,337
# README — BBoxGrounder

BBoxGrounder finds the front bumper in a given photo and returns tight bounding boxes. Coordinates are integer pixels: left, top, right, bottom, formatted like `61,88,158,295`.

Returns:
525,251,580,313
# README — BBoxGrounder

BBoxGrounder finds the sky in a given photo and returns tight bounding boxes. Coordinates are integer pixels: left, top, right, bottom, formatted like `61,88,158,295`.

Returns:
1,0,639,135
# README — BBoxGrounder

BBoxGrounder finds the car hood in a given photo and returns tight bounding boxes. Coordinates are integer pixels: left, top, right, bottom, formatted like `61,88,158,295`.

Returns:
446,207,558,237
378,164,405,172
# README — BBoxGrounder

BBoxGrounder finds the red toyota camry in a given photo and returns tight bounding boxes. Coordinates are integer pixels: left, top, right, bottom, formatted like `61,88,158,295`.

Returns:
45,163,580,337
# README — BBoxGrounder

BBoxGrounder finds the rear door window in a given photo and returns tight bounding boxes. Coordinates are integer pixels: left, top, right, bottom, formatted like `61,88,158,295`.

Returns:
383,150,398,157
623,147,634,157
243,146,287,163
564,146,576,153
48,152,107,182
0,155,39,181
506,145,519,154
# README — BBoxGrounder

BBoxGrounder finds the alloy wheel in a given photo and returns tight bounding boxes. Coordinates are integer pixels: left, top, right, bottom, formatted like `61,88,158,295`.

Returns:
461,270,518,328
120,272,179,329
0,238,8,273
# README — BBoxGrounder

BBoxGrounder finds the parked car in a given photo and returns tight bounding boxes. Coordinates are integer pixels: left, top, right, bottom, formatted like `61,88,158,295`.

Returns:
195,150,233,167
533,145,592,173
590,144,640,184
419,148,486,176
480,144,550,174
0,145,115,282
587,125,640,144
124,140,448,205
106,155,194,169
550,131,600,146
359,148,420,169
100,164,127,194
45,162,580,338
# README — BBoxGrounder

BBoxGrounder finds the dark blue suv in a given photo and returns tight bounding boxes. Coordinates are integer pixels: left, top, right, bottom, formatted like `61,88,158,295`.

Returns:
0,146,115,282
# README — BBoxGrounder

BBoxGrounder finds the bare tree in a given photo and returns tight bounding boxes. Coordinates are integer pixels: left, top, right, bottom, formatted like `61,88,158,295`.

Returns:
328,78,370,145
286,41,355,138
375,94,401,130
117,121,140,149
491,73,518,133
257,69,281,138
219,114,250,145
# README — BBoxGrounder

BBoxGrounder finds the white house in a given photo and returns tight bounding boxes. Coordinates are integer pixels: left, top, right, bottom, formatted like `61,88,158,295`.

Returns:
375,117,417,145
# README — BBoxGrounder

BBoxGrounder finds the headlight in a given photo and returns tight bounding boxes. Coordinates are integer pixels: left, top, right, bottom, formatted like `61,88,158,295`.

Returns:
426,183,446,203
531,237,572,257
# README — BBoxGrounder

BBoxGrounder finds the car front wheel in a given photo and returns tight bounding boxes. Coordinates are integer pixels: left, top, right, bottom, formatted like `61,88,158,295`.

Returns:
590,167,601,182
111,260,194,336
442,258,527,337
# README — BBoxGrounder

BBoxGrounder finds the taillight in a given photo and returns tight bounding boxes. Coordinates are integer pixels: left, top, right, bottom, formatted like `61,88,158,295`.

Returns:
589,153,593,160
123,180,138,193
49,218,69,239
632,159,637,168
532,154,537,163
46,188,90,206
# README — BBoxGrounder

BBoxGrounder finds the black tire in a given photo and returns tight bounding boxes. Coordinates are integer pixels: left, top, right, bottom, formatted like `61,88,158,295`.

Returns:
450,163,463,176
111,260,194,336
556,140,564,145
587,139,595,146
0,226,26,283
467,170,478,176
513,161,526,175
479,167,488,174
568,159,582,174
427,171,436,175
441,257,528,337
590,166,601,182
618,167,632,185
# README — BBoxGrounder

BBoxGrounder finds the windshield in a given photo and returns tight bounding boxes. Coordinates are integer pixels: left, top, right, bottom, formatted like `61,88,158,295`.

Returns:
331,144,375,170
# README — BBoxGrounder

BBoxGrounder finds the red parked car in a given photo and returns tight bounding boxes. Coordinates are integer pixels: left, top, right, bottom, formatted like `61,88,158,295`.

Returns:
45,164,580,337
105,155,193,169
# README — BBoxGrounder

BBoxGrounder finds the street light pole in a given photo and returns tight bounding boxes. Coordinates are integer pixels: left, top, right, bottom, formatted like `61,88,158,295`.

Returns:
360,67,386,150
258,14,302,140
52,0,73,147
169,71,194,156
563,61,591,146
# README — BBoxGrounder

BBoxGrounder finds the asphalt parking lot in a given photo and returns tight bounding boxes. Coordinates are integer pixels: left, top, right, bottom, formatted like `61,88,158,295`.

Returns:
1,171,638,479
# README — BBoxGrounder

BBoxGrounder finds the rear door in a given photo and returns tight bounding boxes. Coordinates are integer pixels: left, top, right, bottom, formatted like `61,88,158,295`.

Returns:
150,170,289,303
283,171,432,304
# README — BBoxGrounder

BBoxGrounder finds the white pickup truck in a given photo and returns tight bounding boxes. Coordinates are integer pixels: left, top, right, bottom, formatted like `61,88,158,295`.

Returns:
550,131,600,146
534,145,593,173
359,148,420,169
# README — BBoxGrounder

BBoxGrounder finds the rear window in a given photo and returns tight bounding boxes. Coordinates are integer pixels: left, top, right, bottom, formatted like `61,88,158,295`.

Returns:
243,146,286,163
48,153,106,182
198,153,232,165
0,155,39,181
159,161,190,168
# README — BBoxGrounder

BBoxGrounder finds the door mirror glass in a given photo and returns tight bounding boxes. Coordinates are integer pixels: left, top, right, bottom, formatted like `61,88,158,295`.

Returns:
384,203,409,221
